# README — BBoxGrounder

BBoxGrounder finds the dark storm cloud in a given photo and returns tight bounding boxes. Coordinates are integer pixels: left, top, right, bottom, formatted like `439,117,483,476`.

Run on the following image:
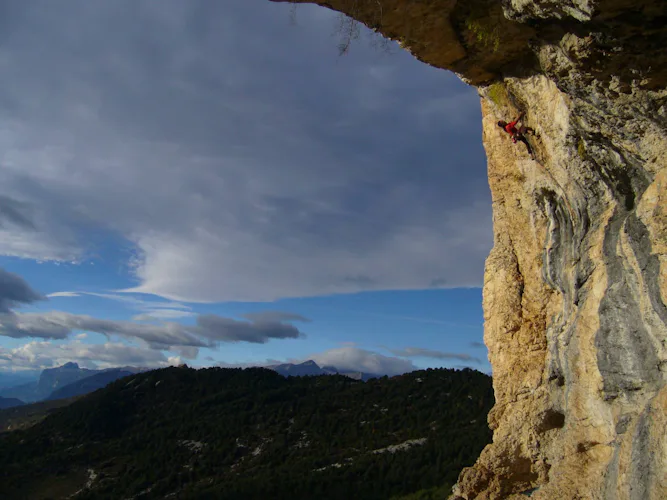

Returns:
0,267,44,313
0,195,35,229
0,0,490,301
0,309,307,348
197,314,304,343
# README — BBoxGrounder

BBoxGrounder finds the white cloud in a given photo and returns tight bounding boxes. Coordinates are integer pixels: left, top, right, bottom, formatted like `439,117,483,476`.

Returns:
48,291,191,310
170,346,199,360
309,347,415,376
49,290,196,321
0,0,489,303
46,291,81,298
167,356,184,366
388,346,482,364
0,340,172,371
132,310,196,321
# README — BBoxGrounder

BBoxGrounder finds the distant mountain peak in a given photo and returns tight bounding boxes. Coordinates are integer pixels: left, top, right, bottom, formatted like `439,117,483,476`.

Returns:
268,360,379,381
1,364,151,404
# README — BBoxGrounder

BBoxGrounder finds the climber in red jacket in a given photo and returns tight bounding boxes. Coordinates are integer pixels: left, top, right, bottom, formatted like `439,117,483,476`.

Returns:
498,111,536,160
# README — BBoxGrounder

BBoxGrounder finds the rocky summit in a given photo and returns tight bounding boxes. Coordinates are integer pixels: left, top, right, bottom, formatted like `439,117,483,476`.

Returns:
271,1,666,499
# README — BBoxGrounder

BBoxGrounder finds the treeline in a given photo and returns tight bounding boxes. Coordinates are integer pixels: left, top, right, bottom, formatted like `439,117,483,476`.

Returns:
0,366,494,499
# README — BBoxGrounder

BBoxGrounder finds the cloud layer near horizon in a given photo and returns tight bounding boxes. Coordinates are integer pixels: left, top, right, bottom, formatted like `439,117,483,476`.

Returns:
0,310,306,348
0,0,490,303
0,340,176,371
1,266,307,350
389,346,482,364
0,265,485,375
310,347,415,375
2,342,484,376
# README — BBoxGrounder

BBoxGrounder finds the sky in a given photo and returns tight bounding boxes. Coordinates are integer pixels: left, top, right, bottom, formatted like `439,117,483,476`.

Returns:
0,0,492,377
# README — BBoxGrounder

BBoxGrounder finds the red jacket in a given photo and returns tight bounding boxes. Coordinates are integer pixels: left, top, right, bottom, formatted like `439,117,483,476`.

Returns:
504,120,518,135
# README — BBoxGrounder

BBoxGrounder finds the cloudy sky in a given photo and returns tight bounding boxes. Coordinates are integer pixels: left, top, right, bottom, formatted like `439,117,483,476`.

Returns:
0,0,491,376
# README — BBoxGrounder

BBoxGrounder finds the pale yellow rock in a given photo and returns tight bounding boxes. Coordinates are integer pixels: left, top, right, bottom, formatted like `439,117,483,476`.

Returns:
457,72,667,498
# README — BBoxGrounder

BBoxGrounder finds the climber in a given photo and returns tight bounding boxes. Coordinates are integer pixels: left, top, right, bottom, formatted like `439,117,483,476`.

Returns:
498,111,536,160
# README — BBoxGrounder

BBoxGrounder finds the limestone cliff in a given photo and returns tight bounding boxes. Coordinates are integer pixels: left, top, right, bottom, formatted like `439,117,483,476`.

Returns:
272,1,666,498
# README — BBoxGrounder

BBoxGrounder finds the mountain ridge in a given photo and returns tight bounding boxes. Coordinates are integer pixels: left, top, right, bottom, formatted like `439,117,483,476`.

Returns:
267,359,381,381
45,369,135,401
0,396,24,410
0,364,147,403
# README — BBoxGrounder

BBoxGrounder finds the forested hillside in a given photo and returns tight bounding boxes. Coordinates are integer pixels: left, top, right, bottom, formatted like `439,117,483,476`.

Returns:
0,366,493,499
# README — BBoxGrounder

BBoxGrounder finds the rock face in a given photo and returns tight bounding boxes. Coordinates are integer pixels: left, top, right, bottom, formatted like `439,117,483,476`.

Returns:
272,1,666,498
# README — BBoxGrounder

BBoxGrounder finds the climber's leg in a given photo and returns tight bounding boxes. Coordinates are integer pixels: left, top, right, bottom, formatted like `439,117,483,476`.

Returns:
519,125,536,136
517,135,535,159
